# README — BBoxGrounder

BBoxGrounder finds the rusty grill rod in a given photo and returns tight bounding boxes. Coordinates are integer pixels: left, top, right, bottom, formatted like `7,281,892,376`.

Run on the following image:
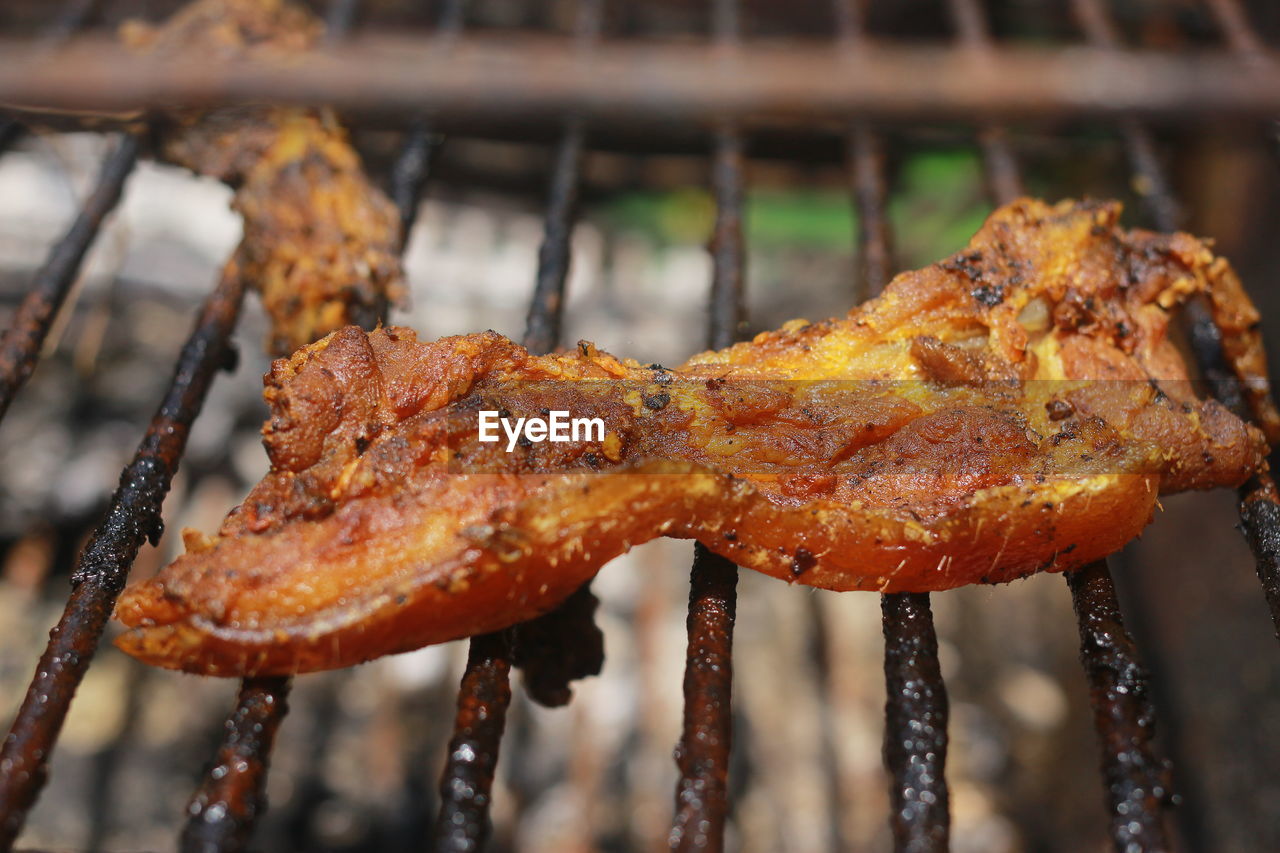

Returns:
1067,562,1175,852
946,0,1024,204
435,632,515,852
434,2,602,847
0,267,246,852
1197,0,1280,645
1206,0,1270,61
1193,0,1280,647
831,4,953,851
390,0,467,243
668,6,744,852
181,677,292,853
6,39,1280,123
432,0,604,847
0,131,139,422
880,592,950,853
1071,0,1280,650
949,2,1174,849
182,673,295,853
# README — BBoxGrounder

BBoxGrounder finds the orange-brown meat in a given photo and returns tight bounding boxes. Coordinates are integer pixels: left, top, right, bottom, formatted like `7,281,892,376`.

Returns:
115,199,1278,676
123,0,405,355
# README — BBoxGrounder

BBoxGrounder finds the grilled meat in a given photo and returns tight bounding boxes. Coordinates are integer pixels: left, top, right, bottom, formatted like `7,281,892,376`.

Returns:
115,199,1278,675
123,0,405,355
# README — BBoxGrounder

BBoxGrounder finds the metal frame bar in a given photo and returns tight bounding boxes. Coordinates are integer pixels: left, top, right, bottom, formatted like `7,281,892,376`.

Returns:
0,131,140,420
4,39,1280,122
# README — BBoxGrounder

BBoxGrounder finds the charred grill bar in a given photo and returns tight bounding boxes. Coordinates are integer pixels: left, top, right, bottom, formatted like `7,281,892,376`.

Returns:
0,269,246,851
833,3,954,845
0,130,139,420
432,1,604,848
181,677,292,853
957,1,1179,847
669,2,746,849
0,1,1279,852
1067,563,1174,851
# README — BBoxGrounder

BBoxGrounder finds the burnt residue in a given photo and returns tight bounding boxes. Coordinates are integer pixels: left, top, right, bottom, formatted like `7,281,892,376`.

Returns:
1046,398,1075,421
643,390,671,410
880,591,951,853
790,547,817,578
0,131,140,422
181,677,292,853
511,583,604,707
1066,561,1174,852
1239,474,1280,640
523,118,586,356
670,544,739,852
434,630,514,853
0,270,246,849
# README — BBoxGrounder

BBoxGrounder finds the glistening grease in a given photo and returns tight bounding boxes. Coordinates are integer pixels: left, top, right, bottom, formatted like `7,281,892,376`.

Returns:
114,199,1278,676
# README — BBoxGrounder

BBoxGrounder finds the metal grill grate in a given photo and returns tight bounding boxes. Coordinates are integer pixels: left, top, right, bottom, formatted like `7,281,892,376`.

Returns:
0,1,1278,851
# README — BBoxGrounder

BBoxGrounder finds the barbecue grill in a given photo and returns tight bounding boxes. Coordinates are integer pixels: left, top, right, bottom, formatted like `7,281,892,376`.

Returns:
1,0,1279,851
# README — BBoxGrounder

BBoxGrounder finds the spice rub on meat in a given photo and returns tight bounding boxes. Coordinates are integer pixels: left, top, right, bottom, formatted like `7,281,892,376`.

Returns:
123,0,405,355
115,199,1279,676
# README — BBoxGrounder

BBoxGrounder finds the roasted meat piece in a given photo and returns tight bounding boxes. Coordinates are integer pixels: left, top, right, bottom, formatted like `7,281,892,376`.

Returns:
123,0,405,355
115,199,1279,675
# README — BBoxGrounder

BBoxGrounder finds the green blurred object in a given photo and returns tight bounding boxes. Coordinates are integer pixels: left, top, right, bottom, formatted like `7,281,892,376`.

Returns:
600,148,990,266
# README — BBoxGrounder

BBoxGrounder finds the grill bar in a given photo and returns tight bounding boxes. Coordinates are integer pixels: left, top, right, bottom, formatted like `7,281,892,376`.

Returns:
947,0,1024,204
389,0,466,242
391,121,440,246
432,2,599,846
6,39,1280,123
951,6,1177,849
1200,0,1280,651
0,130,139,422
181,676,294,853
0,120,19,154
1206,0,1268,60
524,121,585,354
180,6,465,845
848,125,892,301
435,632,514,852
1070,0,1181,232
181,677,292,853
524,51,592,354
881,592,950,852
834,6,954,848
671,542,739,852
1066,561,1173,852
0,267,245,851
1074,0,1280,653
669,6,745,850
1239,474,1280,640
